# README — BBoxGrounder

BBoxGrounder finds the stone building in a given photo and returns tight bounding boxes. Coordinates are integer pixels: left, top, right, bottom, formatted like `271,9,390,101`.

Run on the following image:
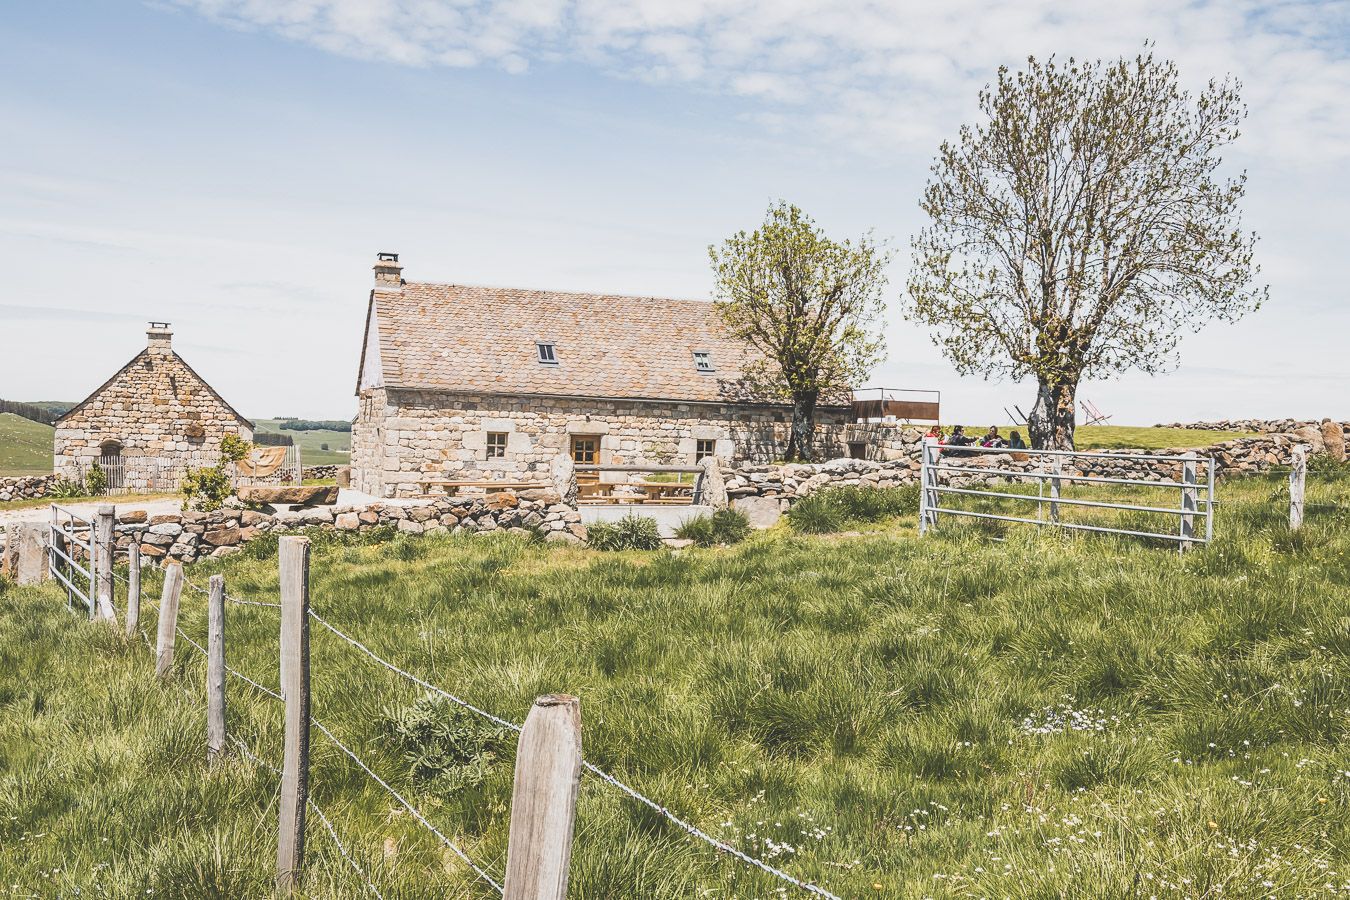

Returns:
352,253,856,498
54,324,253,491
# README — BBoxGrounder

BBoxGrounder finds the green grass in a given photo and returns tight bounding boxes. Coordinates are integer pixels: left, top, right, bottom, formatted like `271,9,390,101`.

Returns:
253,418,352,466
2,471,1349,897
0,412,54,475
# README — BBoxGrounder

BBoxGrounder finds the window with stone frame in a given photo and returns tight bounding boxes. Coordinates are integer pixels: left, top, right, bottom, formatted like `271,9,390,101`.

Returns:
485,432,508,459
694,438,717,462
571,434,599,465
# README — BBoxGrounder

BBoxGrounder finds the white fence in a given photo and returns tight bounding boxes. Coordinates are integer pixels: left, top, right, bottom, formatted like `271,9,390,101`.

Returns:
919,440,1216,548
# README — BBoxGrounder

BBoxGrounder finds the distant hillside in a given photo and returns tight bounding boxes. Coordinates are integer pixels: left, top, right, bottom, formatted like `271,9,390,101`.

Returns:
0,412,54,475
0,399,73,426
251,418,350,465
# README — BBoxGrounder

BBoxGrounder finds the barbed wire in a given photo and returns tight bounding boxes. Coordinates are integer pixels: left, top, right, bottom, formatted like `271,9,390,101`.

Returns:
308,610,523,734
228,735,385,900
308,717,505,895
183,576,282,609
306,609,841,899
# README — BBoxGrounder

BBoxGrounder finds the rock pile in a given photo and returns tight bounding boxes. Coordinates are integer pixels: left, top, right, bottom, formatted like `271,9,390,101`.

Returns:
0,475,59,503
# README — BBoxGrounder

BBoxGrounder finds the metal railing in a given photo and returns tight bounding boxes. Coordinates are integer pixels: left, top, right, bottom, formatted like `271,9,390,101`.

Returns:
48,504,96,614
918,440,1216,548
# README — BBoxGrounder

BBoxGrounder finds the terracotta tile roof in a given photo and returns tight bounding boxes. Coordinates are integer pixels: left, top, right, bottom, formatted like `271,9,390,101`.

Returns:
370,281,764,403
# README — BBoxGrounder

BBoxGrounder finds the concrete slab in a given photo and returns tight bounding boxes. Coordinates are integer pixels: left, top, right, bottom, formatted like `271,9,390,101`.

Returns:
579,504,713,538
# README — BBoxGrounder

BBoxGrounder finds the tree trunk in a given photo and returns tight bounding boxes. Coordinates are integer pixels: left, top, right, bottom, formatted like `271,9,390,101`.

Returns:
1028,378,1077,450
785,391,819,462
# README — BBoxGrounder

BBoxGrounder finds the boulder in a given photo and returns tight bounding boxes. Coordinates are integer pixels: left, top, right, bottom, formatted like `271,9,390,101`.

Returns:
1321,419,1346,462
732,495,785,529
202,526,241,547
486,490,519,511
335,512,360,530
550,453,578,505
336,465,352,488
118,510,148,525
237,485,340,506
697,456,728,508
148,523,183,537
241,509,270,527
150,514,181,526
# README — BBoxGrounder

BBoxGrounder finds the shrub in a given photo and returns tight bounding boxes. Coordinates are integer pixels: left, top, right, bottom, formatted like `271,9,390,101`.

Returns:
675,508,751,546
181,466,232,512
378,695,509,791
48,475,87,499
220,432,252,464
586,515,664,551
786,485,920,533
1308,452,1350,477
84,462,108,497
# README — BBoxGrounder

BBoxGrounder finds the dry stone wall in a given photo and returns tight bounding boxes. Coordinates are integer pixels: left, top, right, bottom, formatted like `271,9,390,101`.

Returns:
353,387,854,498
42,490,586,566
0,475,58,503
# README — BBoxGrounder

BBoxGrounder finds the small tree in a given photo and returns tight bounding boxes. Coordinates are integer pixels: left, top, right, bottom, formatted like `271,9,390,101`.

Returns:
906,50,1265,449
710,202,889,461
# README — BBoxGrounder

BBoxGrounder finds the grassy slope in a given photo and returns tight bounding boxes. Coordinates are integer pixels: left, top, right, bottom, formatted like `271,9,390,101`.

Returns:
3,470,1348,897
252,418,351,466
0,412,54,475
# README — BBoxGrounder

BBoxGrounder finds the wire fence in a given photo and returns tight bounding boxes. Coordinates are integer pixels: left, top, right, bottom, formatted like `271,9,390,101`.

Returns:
71,530,845,898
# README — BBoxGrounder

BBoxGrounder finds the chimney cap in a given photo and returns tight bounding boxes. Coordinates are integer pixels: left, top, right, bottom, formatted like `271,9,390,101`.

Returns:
148,321,171,331
376,251,400,263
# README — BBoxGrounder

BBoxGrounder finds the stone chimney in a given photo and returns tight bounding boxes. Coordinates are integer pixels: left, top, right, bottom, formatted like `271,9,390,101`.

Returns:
147,321,173,355
373,251,403,290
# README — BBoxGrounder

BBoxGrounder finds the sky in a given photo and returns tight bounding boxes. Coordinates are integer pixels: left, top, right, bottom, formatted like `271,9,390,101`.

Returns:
1,0,1348,425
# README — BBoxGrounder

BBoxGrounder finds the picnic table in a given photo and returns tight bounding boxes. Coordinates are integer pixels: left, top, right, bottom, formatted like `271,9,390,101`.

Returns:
417,479,540,497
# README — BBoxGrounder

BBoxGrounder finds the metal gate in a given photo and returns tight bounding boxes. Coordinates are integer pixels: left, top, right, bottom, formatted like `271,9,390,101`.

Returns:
918,441,1215,547
48,504,96,615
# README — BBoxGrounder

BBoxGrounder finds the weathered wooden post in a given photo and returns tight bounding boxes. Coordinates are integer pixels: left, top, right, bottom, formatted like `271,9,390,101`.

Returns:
16,522,49,586
1289,445,1307,531
125,544,142,637
207,574,227,765
1180,453,1198,550
94,505,119,625
503,694,583,900
1049,455,1062,525
155,563,184,679
276,536,311,894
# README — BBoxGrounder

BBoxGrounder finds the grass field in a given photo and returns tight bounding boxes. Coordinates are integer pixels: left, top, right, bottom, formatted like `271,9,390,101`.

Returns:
252,418,352,466
0,412,54,475
2,468,1348,897
947,424,1259,451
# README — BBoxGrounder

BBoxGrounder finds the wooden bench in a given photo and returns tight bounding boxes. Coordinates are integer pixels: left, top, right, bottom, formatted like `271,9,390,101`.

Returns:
417,479,540,497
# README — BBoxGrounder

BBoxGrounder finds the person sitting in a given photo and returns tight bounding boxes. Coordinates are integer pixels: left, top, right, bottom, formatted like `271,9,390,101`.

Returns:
980,426,1007,449
925,424,944,441
946,425,973,446
1008,430,1027,450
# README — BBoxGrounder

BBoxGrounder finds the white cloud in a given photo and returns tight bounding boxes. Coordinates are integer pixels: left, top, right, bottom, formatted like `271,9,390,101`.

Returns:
168,0,1350,163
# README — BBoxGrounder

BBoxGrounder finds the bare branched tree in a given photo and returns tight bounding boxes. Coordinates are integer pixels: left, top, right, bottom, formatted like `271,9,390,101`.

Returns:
711,202,889,461
906,50,1266,448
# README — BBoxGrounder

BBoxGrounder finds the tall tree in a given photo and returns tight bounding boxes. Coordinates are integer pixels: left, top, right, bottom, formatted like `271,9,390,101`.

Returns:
906,51,1265,449
710,202,889,462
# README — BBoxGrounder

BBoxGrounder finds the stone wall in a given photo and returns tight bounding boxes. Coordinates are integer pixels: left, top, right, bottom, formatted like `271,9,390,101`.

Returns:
721,427,1336,521
41,491,586,567
0,475,58,503
1156,418,1350,438
55,333,252,491
353,387,854,498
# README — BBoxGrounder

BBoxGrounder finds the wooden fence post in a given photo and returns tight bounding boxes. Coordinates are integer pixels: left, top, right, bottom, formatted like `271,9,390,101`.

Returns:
276,536,311,894
1289,445,1307,531
94,505,118,625
155,563,184,679
125,544,142,638
207,574,227,765
1180,453,1198,550
503,694,582,900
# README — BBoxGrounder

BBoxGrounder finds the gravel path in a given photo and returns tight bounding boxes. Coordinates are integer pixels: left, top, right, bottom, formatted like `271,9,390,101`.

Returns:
0,496,184,527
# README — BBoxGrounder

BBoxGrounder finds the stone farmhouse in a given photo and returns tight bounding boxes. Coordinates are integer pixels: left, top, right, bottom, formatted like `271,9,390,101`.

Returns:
54,324,253,491
352,253,864,498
